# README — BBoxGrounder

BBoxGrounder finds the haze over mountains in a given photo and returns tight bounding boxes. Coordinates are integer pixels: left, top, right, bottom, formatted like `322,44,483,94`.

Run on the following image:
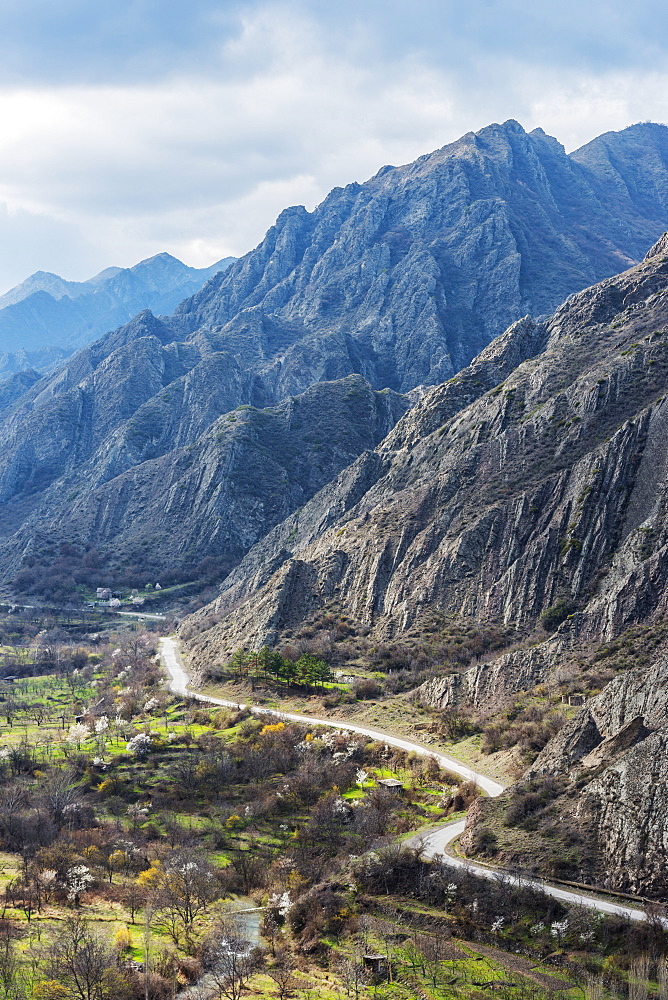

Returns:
2,118,668,596
0,252,234,378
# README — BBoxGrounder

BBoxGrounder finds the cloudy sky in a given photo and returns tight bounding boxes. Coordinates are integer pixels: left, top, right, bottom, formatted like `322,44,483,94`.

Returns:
0,0,666,291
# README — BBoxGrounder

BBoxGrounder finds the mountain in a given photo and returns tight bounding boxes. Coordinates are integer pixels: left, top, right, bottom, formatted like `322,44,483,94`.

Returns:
162,119,668,394
0,252,234,365
179,235,668,896
182,238,668,657
2,120,668,598
9,374,409,596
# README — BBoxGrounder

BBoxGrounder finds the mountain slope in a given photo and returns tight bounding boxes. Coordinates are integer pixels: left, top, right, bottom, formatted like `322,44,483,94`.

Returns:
179,236,668,897
162,120,668,395
7,373,409,595
182,236,668,661
3,120,668,596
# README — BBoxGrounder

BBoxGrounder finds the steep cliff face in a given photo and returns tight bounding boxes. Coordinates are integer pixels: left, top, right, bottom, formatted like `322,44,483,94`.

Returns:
459,651,668,897
167,120,668,395
3,120,668,592
182,240,668,670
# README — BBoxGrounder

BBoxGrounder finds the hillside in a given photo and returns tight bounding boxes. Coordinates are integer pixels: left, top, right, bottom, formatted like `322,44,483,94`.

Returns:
180,237,668,895
183,238,668,657
3,120,668,597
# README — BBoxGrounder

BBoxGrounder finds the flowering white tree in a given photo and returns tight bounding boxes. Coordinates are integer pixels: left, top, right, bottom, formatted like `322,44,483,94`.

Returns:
94,716,109,735
550,919,569,946
66,865,93,906
127,802,150,831
67,723,90,749
126,732,153,758
154,852,222,945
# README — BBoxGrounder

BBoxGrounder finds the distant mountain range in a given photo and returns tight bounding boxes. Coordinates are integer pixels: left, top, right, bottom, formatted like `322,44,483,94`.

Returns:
2,119,668,594
0,252,234,377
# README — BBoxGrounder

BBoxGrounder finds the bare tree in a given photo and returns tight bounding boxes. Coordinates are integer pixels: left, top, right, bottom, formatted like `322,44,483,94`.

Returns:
266,950,300,1000
46,914,131,1000
0,921,20,1000
629,955,650,1000
417,930,456,989
202,914,265,1000
337,957,369,1000
154,851,223,945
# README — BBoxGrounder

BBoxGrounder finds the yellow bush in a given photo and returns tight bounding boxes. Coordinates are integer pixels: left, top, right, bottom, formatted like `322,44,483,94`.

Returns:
261,722,285,734
137,860,161,885
32,982,72,1000
114,926,132,952
97,777,120,797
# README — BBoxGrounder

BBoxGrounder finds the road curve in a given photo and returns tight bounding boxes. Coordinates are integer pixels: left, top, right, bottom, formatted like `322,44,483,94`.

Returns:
158,637,658,926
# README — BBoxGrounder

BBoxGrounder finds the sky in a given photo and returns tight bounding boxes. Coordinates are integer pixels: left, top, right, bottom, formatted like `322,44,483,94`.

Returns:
0,0,667,292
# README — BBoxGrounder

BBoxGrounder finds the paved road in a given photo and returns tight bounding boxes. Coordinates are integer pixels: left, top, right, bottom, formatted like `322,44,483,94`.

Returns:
118,610,167,621
158,637,659,926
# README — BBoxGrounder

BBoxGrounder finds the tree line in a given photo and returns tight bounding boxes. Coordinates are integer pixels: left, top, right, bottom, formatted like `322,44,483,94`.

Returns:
225,647,334,689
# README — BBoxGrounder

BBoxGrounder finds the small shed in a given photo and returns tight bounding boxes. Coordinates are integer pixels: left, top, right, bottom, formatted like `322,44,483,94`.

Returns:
363,955,389,982
377,778,404,794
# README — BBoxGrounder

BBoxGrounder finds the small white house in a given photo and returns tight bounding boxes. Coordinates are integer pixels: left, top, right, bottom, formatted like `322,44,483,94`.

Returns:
96,587,112,599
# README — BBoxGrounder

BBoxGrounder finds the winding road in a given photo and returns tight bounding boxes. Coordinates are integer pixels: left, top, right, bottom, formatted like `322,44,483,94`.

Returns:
159,637,659,927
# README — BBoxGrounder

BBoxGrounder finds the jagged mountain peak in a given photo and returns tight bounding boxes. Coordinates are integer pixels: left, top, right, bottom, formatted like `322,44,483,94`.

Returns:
644,230,668,259
4,120,668,610
0,251,235,365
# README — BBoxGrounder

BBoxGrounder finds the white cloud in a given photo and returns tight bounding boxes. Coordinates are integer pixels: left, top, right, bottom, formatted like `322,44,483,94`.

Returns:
0,3,667,291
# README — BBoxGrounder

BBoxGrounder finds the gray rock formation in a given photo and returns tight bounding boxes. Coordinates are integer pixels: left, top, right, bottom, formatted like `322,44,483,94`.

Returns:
183,244,668,668
4,119,668,597
166,120,668,395
511,652,668,895
7,374,408,589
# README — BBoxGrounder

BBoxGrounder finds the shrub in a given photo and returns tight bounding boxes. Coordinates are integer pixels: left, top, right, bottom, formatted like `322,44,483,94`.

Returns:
353,678,382,700
468,825,498,856
541,598,575,632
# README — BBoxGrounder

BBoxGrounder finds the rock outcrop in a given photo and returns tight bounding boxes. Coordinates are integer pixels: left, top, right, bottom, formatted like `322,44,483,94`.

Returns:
6,375,408,585
502,651,668,896
183,246,668,666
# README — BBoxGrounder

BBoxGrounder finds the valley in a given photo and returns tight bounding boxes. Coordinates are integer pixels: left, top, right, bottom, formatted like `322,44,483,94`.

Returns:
1,116,668,998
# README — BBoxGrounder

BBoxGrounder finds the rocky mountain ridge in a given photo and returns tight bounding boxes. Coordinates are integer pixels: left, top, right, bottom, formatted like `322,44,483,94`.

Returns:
178,235,668,897
0,252,233,371
3,120,668,598
162,120,668,395
10,374,408,592
182,239,668,667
